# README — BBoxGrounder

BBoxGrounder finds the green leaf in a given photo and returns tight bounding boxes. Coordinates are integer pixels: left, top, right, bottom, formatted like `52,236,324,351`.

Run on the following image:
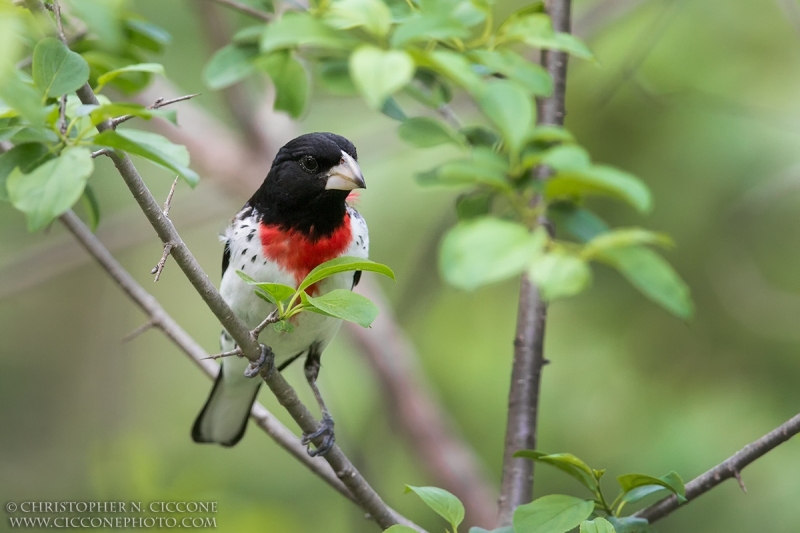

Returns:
418,148,509,188
513,495,594,533
582,228,673,259
398,117,465,148
273,319,295,333
325,0,392,37
317,59,358,96
425,50,483,95
236,270,296,304
405,69,452,108
125,19,172,53
95,63,164,91
469,528,513,533
87,102,177,125
600,247,693,319
618,471,686,503
528,252,592,300
264,56,309,114
0,8,26,73
478,80,533,154
391,14,468,47
580,517,616,533
440,218,545,290
460,125,499,148
32,38,90,98
257,51,309,118
301,289,379,328
606,517,652,533
0,73,46,124
514,451,598,492
456,190,493,220
545,165,652,213
470,50,552,97
7,147,94,231
349,45,414,109
299,256,395,293
260,11,351,53
405,485,465,533
384,526,419,533
92,129,199,186
619,484,668,505
500,14,593,60
81,184,101,231
203,45,257,90
0,143,50,202
528,125,574,143
540,145,591,171
547,204,609,242
381,97,407,121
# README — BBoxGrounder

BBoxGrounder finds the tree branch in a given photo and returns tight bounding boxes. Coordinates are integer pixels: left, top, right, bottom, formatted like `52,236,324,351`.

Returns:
58,209,357,504
205,0,272,21
635,413,800,523
497,0,572,526
73,81,422,532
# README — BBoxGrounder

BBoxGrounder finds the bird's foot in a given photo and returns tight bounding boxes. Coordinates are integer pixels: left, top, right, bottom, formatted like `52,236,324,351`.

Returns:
244,344,274,378
301,414,335,457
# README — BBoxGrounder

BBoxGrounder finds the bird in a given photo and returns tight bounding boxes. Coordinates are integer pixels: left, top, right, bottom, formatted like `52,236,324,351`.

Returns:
192,132,368,456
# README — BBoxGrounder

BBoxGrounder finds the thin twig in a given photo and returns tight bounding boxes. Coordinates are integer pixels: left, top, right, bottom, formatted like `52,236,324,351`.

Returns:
58,95,67,135
206,0,272,22
202,348,243,361
91,148,108,159
52,0,67,44
110,93,200,128
497,0,572,526
253,309,280,337
72,79,424,532
162,176,178,217
635,413,800,523
150,176,179,281
121,319,157,343
58,209,357,505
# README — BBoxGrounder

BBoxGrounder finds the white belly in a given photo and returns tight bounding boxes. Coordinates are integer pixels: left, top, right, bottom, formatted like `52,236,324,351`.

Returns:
218,207,369,364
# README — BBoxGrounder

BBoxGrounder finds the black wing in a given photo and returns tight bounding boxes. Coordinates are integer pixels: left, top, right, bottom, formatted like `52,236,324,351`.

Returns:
222,241,231,278
352,270,362,288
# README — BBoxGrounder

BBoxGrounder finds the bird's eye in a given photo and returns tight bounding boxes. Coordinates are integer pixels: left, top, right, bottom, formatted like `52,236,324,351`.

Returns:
299,155,318,173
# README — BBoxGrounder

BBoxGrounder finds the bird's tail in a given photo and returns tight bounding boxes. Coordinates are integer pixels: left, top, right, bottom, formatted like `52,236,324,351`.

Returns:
192,355,260,447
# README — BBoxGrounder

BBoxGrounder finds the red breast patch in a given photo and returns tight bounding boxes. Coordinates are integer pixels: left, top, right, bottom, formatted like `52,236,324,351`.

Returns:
259,213,352,289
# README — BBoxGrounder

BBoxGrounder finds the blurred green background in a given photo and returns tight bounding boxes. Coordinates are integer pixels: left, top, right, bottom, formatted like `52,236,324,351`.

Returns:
2,0,800,531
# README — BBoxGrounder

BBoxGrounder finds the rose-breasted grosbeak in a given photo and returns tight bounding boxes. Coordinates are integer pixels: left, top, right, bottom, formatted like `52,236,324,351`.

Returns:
192,132,368,455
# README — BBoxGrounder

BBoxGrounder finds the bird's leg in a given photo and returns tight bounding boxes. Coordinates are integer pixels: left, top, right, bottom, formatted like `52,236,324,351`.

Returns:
244,344,274,378
300,348,335,457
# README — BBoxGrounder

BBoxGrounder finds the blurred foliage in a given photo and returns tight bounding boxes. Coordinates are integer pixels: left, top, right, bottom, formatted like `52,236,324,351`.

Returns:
1,0,800,532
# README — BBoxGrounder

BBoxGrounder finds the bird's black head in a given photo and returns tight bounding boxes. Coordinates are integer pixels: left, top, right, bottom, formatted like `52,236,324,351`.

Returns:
248,132,365,237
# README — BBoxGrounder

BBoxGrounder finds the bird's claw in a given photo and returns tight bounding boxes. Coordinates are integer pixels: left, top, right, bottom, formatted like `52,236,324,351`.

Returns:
301,414,335,457
244,344,274,378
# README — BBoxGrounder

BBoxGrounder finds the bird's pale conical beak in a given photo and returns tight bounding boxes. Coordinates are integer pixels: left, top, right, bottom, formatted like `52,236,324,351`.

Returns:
325,151,366,190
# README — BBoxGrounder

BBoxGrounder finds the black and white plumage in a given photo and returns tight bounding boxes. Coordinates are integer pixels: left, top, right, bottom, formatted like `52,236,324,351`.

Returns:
192,133,369,453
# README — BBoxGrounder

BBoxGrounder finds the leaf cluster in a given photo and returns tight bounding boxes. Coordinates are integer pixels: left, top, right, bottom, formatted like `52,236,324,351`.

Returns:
200,0,693,318
0,1,191,231
237,256,395,331
399,451,687,533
